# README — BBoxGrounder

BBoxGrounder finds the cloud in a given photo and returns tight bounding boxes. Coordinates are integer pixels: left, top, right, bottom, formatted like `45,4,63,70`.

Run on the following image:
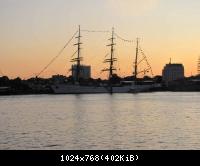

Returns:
108,0,160,16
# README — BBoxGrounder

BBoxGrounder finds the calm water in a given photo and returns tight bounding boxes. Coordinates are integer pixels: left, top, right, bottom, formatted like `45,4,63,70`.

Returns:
0,92,200,150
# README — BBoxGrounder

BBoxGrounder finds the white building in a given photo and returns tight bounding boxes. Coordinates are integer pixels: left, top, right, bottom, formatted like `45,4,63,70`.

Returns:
162,63,184,85
72,65,91,80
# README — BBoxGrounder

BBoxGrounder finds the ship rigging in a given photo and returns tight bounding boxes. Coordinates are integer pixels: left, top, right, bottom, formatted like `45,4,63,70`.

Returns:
133,38,153,82
71,25,83,83
37,25,156,93
102,27,117,93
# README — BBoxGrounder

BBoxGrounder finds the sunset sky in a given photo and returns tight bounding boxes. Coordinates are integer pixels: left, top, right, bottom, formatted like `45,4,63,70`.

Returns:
1,0,200,79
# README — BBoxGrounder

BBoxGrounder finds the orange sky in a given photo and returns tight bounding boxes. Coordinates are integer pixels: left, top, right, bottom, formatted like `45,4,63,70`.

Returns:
0,0,200,79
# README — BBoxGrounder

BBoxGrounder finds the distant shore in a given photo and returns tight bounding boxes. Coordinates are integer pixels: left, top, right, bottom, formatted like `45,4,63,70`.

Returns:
1,74,200,95
1,89,200,96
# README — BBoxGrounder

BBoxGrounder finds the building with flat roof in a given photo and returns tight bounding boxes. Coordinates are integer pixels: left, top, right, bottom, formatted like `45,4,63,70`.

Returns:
72,64,91,81
162,63,184,85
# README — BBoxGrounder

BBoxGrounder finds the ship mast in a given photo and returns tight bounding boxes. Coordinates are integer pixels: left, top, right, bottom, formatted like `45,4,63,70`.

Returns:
134,38,139,81
71,25,83,83
102,27,117,93
133,38,154,81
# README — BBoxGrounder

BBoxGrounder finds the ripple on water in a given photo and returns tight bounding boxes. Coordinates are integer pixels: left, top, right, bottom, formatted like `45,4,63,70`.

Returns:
1,93,200,150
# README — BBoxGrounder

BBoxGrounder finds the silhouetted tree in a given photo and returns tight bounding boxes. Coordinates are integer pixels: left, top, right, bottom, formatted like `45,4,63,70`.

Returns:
143,76,152,81
0,76,10,86
153,75,162,83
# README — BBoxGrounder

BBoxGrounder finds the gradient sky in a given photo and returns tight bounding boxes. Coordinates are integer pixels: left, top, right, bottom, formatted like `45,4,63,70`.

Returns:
1,0,200,79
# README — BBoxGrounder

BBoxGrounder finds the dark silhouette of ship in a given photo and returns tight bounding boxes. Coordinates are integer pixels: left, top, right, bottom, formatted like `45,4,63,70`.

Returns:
51,26,159,94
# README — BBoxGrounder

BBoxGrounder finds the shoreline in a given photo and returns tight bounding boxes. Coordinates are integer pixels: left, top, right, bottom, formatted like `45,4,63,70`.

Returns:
1,90,200,96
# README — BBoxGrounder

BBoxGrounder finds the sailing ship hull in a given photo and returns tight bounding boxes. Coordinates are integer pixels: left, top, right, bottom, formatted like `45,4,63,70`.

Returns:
130,83,162,93
130,85,154,93
51,84,132,94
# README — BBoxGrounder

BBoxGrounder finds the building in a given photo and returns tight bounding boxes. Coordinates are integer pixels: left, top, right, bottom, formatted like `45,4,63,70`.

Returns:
162,63,184,85
72,64,91,80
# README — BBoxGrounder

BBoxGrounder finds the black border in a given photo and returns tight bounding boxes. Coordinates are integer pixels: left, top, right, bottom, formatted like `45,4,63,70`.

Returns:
0,150,199,165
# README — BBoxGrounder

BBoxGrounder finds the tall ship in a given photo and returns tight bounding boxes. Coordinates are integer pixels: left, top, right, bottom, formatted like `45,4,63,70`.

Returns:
51,26,156,94
51,26,132,94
